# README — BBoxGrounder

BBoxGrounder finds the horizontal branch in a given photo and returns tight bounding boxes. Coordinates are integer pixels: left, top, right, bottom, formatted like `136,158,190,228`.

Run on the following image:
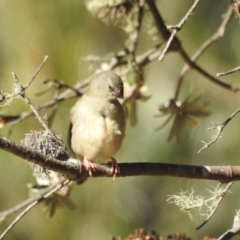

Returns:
1,136,240,182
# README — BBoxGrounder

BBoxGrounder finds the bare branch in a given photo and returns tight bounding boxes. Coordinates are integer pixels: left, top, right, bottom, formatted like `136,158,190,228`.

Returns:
0,56,49,104
7,76,90,127
24,55,49,89
174,4,233,100
147,0,239,93
1,43,163,127
2,136,240,182
179,49,240,92
217,65,240,77
196,182,233,230
0,178,70,240
146,0,180,50
0,178,68,221
12,72,52,134
158,30,177,61
159,0,201,61
218,212,240,240
126,0,145,53
198,107,240,153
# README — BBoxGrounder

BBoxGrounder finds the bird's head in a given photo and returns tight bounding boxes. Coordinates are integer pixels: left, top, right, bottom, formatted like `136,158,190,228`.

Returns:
88,71,124,100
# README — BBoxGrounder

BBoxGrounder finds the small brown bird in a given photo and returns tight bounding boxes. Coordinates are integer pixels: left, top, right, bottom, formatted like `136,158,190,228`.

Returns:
70,71,125,179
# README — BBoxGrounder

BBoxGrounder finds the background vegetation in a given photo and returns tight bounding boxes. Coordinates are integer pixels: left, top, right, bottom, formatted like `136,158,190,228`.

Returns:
0,0,240,239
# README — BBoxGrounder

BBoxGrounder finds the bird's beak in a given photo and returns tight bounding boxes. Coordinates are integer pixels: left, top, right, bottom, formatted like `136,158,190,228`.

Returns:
113,87,124,99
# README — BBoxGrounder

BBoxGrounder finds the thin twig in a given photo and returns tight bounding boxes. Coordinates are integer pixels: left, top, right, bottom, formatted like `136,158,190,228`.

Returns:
174,4,233,100
217,65,240,77
12,72,52,134
196,182,233,230
0,179,67,221
147,0,239,92
8,79,88,127
217,212,240,240
179,48,240,92
0,56,49,104
24,55,49,89
159,0,201,61
198,107,240,153
53,79,82,96
126,0,145,53
4,43,162,127
158,29,177,61
0,178,70,240
146,0,180,49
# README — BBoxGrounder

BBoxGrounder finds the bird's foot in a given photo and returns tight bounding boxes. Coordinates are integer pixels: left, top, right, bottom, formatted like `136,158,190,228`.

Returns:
83,157,95,177
109,157,120,181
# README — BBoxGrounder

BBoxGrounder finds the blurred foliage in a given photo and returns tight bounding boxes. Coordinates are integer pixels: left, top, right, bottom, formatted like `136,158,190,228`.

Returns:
85,0,136,27
155,93,211,142
113,228,217,240
0,1,240,240
113,228,193,240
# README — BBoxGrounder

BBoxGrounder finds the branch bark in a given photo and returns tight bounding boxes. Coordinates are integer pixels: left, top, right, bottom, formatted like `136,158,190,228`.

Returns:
1,136,240,182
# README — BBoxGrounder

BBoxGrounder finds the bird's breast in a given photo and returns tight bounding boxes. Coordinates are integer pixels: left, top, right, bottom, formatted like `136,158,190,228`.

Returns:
71,100,125,161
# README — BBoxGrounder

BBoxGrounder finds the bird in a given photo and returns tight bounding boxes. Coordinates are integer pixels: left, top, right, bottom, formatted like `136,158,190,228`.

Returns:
69,70,126,180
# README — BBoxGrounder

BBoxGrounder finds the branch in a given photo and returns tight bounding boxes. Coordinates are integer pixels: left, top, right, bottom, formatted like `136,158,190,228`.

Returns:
159,0,201,61
146,0,180,50
196,182,233,230
174,4,234,100
0,56,49,104
218,213,240,240
179,49,240,92
2,43,163,127
126,0,145,54
0,178,70,240
7,76,90,126
11,72,52,133
25,55,49,88
2,136,240,182
0,178,68,221
198,107,240,153
147,0,240,93
217,65,240,77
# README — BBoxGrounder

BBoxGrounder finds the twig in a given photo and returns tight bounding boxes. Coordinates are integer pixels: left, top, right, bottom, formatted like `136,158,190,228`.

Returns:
12,72,52,134
146,0,179,47
84,0,145,71
0,178,67,221
159,0,201,61
0,56,49,104
198,107,240,153
217,65,240,77
174,4,233,100
0,178,70,240
158,31,177,61
4,43,162,127
126,0,145,53
179,49,240,92
217,212,240,240
147,0,240,92
53,79,82,96
24,55,49,89
7,79,87,127
196,182,233,230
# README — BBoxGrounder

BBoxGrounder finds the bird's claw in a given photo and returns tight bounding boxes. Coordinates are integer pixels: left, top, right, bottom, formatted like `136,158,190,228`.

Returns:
83,157,96,177
109,157,120,181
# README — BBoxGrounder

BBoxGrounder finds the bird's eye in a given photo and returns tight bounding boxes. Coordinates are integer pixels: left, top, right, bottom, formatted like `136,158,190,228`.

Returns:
108,85,113,91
